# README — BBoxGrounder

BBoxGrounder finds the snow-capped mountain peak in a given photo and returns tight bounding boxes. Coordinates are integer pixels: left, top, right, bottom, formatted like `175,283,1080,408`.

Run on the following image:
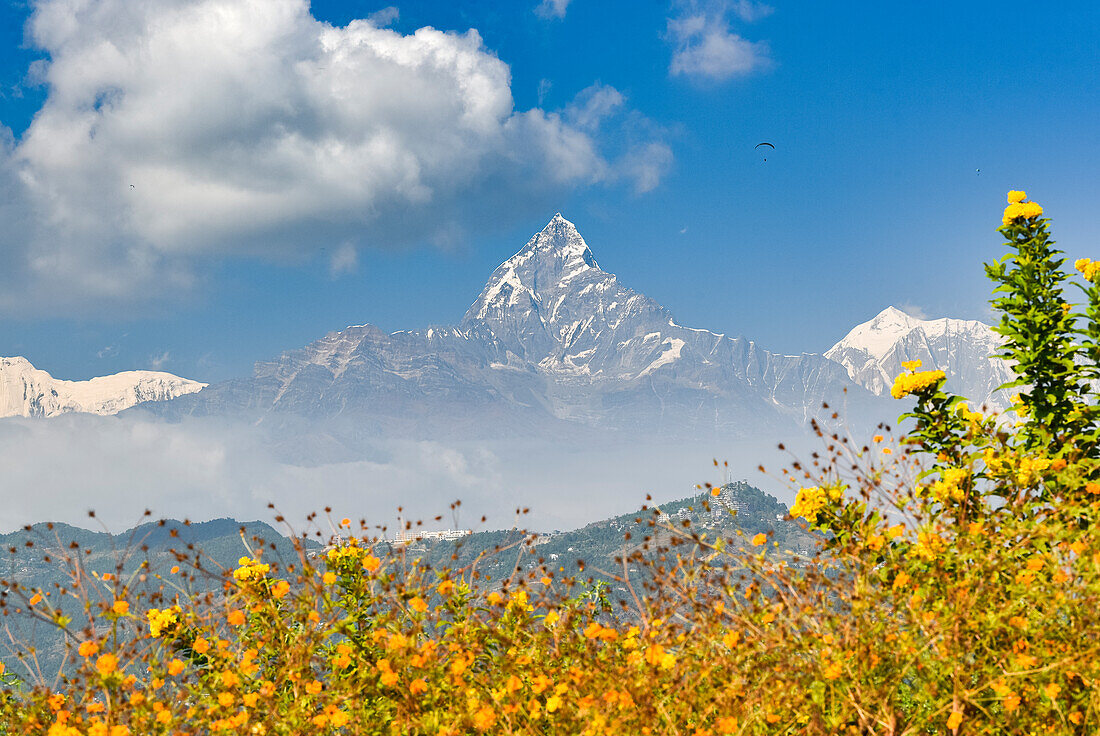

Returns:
825,306,1011,406
464,214,600,322
0,356,206,418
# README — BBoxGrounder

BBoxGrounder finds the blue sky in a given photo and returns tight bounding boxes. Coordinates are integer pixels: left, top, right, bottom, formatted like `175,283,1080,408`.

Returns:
0,0,1098,382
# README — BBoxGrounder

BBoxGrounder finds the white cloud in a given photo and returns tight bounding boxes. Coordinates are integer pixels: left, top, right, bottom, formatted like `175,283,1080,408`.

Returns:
668,1,771,81
366,6,399,26
149,351,170,369
0,0,668,314
535,0,572,20
0,413,803,534
898,303,930,321
537,78,552,106
567,83,624,130
621,141,674,194
730,0,773,22
328,243,358,277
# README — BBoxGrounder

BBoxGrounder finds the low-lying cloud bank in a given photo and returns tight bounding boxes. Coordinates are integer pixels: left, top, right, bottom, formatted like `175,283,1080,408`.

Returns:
0,412,804,535
0,0,670,314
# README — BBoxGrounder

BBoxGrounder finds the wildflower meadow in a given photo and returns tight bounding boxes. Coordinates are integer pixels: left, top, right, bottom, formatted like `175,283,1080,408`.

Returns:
2,190,1098,734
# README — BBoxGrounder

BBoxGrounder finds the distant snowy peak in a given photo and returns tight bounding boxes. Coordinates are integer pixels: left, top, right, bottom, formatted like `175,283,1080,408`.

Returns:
464,213,601,321
0,356,206,418
825,307,1012,407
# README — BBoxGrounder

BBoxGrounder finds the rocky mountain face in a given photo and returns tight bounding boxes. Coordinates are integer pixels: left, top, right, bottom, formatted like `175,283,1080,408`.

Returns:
0,356,206,418
825,307,1013,409
147,215,1016,438
152,215,884,439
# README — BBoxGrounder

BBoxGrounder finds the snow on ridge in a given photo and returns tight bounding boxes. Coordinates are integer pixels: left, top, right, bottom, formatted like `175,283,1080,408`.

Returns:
637,338,686,378
830,306,996,362
0,356,205,418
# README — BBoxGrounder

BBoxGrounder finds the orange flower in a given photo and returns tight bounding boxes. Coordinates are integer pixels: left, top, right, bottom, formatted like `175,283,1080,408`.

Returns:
340,517,351,527
227,609,246,626
437,580,454,596
95,653,118,676
946,711,963,730
271,580,291,598
410,678,428,696
305,680,323,695
29,593,42,606
473,705,497,731
363,555,382,573
78,640,100,657
112,600,129,616
192,638,210,655
409,597,428,613
168,659,185,676
751,533,767,546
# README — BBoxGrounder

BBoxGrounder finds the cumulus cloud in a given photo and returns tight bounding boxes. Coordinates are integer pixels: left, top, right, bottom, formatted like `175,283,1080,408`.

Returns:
0,0,668,314
668,0,771,81
535,0,572,20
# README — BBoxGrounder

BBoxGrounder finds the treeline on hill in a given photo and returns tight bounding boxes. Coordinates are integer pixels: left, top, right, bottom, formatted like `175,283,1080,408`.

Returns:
5,191,1100,735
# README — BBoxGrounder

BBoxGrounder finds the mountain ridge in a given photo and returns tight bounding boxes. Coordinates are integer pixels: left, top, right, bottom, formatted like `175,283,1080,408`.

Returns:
0,356,206,419
146,215,882,438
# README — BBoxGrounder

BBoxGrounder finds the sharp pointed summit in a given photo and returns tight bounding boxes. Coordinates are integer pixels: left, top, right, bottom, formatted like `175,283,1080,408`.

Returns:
152,214,881,440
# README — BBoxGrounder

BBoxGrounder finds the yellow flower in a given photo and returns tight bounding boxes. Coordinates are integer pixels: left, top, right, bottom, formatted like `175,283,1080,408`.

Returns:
789,486,836,522
545,695,563,713
487,591,504,606
1044,682,1062,699
1007,190,1026,204
823,660,843,680
931,467,970,502
901,359,922,370
146,607,179,638
322,572,337,585
1076,258,1100,282
306,680,323,695
409,597,428,613
437,579,454,596
947,710,963,730
890,369,946,399
1002,196,1043,226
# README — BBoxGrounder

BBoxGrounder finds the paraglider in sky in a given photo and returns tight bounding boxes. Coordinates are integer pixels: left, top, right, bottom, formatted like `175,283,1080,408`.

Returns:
755,142,775,162
976,168,981,176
